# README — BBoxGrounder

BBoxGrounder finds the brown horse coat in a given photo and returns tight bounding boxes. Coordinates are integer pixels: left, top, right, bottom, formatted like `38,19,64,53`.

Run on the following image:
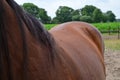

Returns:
49,22,105,80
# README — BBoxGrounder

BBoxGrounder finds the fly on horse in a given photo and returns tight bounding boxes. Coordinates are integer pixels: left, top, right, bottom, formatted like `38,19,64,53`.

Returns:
0,0,105,80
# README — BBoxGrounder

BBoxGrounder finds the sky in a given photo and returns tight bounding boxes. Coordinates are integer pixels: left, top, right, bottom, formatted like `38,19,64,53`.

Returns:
14,0,120,19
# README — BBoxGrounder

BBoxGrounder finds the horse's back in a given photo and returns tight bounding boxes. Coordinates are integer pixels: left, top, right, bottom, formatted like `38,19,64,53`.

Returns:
49,21,105,80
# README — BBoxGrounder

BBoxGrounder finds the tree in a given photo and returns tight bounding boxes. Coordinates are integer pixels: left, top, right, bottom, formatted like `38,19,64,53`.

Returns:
56,6,74,23
81,5,96,17
102,13,108,22
38,8,51,23
22,3,51,23
22,3,40,18
51,17,60,23
71,9,81,21
93,9,103,23
106,11,116,22
80,16,92,23
72,15,81,21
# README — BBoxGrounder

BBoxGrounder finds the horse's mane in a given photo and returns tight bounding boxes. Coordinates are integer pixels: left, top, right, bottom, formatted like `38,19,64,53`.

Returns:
0,0,57,80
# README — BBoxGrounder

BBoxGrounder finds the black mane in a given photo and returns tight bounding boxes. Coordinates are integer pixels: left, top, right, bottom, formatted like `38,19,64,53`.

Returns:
0,0,56,80
7,0,55,47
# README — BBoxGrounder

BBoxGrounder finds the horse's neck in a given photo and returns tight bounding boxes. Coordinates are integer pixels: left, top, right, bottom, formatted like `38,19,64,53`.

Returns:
1,1,69,80
1,3,56,80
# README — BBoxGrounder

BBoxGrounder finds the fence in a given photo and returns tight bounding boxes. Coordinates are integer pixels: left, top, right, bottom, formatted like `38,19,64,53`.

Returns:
100,26,120,40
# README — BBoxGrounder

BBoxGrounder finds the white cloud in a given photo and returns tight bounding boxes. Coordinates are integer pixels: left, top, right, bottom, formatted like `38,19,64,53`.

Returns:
14,0,120,19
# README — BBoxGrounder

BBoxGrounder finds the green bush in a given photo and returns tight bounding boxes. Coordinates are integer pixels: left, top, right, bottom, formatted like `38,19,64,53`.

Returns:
93,22,120,31
44,22,120,32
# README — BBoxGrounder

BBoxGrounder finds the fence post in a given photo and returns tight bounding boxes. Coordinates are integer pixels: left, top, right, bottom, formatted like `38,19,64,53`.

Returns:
108,26,111,35
118,26,120,39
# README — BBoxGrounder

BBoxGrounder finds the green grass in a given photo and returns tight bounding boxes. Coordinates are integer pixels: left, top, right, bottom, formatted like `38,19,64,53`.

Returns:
104,39,120,50
44,24,57,30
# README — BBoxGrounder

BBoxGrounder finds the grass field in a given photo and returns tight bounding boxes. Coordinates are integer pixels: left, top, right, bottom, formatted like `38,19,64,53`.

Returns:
104,39,120,50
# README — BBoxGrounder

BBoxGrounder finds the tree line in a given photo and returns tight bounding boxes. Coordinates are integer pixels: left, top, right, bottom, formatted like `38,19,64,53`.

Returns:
22,3,116,24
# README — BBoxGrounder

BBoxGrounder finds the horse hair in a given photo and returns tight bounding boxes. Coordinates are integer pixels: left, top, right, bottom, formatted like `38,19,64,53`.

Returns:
0,0,57,80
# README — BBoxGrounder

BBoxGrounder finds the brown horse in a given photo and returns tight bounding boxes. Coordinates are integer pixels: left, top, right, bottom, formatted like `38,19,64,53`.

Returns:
0,0,105,80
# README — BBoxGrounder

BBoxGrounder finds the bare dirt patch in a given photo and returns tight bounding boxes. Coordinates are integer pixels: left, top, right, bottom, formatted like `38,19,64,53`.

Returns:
105,49,120,80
